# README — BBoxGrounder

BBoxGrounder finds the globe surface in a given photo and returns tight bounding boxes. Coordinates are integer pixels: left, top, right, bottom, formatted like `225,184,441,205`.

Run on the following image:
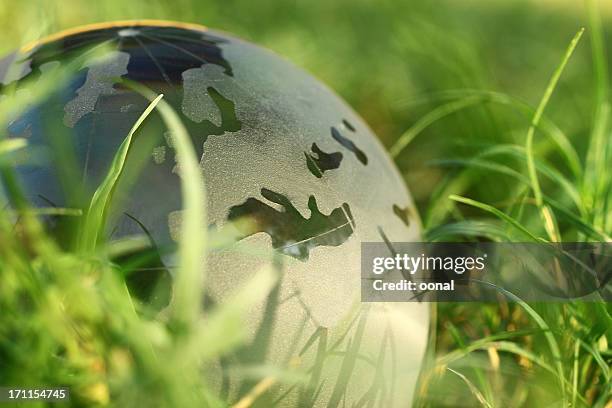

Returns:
0,21,429,407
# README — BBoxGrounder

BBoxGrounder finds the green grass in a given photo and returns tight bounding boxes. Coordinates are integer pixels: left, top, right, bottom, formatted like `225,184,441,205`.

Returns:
0,0,610,407
412,3,611,406
0,77,276,407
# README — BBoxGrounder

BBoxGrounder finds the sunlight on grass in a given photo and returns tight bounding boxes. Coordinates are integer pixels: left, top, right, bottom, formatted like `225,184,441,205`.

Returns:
0,0,610,407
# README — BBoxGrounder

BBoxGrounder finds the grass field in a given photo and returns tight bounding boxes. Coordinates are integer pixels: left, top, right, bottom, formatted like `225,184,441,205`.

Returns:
0,0,610,407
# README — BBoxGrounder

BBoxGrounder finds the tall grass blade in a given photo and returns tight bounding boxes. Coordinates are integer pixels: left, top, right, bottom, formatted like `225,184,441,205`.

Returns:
525,28,584,241
585,0,610,230
139,89,208,330
79,94,163,253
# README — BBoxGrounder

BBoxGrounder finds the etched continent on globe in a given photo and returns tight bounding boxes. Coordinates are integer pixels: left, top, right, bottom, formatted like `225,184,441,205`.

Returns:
0,21,429,407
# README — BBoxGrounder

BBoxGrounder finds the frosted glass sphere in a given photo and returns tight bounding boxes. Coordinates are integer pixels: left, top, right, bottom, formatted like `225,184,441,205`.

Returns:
0,21,429,407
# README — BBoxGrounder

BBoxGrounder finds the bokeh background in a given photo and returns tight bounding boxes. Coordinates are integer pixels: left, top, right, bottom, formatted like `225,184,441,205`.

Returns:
0,0,610,407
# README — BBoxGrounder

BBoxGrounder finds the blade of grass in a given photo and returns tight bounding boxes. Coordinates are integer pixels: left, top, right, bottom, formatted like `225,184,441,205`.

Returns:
449,194,542,241
470,280,568,405
327,308,369,408
438,339,590,406
525,28,584,241
390,95,486,158
435,155,583,216
423,171,473,228
545,198,611,241
438,337,554,376
585,0,610,230
471,89,583,178
472,144,585,213
0,47,111,222
78,94,163,253
572,338,580,408
183,266,277,362
576,339,610,382
398,89,583,177
446,367,492,408
432,157,528,184
425,219,511,242
444,320,495,405
138,87,207,331
104,235,152,259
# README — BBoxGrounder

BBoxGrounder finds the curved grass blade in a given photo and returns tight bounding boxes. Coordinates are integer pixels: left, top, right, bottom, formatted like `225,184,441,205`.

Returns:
425,219,511,242
571,339,580,408
434,155,585,226
576,339,610,382
398,89,582,177
437,338,590,407
448,195,542,241
327,309,369,408
438,338,554,376
432,157,528,184
585,0,610,230
472,144,584,213
446,367,492,408
545,198,611,242
136,88,207,330
390,95,487,158
79,94,164,253
525,28,584,207
525,28,584,241
469,280,568,404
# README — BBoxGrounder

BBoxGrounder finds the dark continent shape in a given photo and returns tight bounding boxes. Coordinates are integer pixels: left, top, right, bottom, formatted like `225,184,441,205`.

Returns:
393,204,412,226
227,188,355,261
331,126,368,165
305,143,343,178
